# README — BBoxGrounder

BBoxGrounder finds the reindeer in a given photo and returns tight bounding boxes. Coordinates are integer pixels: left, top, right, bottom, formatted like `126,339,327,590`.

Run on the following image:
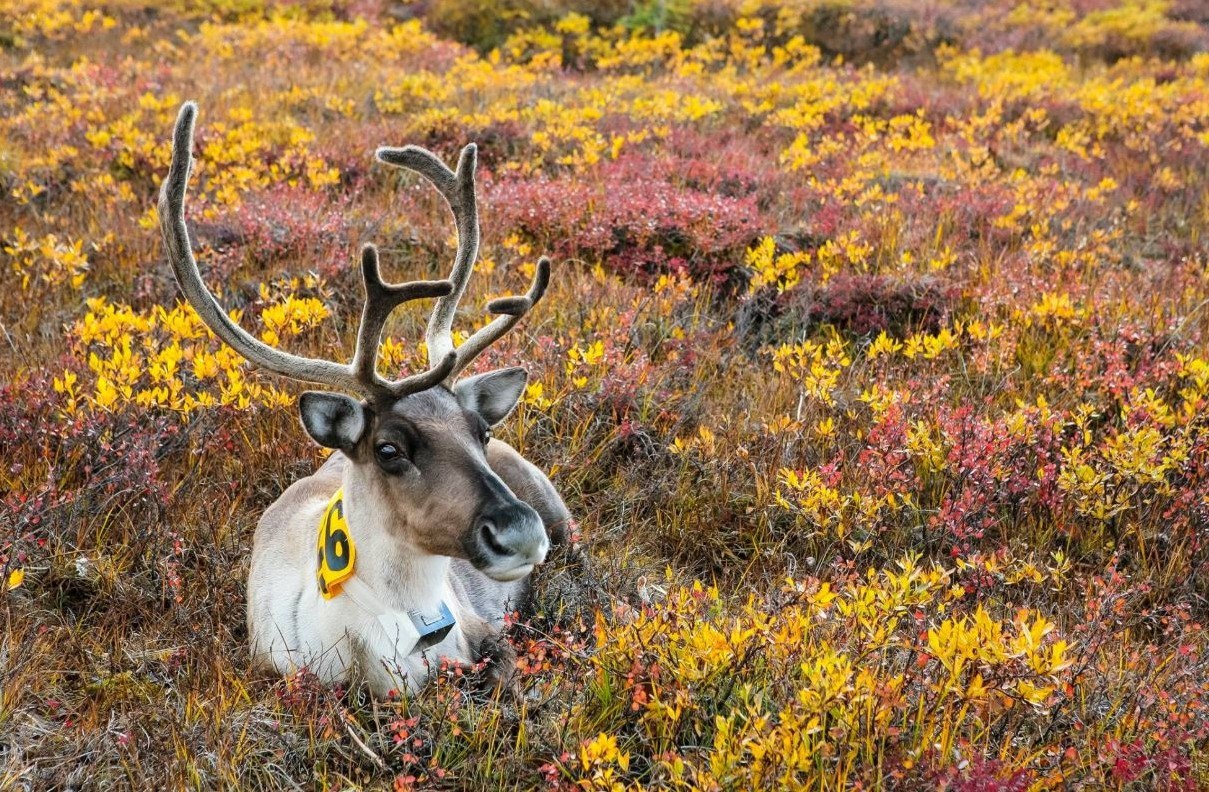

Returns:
159,103,571,694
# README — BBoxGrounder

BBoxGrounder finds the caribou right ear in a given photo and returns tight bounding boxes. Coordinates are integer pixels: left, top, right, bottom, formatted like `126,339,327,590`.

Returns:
299,392,369,452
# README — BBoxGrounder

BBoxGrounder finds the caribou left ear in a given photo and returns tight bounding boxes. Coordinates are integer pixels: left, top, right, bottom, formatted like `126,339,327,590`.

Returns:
455,367,528,426
299,391,369,452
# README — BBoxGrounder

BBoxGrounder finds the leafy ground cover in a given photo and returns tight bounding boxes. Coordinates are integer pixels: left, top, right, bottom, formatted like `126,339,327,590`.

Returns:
3,0,1209,788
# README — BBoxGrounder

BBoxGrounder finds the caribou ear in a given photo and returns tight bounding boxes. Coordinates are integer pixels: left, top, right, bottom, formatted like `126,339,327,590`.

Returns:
455,367,527,426
299,392,369,452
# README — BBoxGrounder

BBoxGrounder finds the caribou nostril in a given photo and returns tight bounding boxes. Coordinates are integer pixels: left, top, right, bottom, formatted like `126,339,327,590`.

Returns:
478,519,511,557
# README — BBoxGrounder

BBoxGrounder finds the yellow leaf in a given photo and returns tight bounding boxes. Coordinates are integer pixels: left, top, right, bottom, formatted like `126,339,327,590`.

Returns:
7,569,24,590
810,582,838,608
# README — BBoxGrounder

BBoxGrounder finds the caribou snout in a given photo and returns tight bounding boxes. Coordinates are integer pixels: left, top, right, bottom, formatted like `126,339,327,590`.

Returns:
466,499,548,582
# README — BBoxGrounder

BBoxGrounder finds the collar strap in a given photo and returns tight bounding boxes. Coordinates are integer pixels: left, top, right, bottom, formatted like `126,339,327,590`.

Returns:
317,489,456,657
341,577,456,657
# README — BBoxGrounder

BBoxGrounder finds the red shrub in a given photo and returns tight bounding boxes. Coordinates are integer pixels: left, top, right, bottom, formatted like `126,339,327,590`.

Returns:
487,153,764,283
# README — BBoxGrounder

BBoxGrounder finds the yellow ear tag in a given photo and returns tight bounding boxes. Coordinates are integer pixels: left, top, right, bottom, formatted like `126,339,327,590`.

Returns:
317,488,356,600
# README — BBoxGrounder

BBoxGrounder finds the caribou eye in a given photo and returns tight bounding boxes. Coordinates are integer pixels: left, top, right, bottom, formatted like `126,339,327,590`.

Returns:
375,443,402,463
374,441,411,474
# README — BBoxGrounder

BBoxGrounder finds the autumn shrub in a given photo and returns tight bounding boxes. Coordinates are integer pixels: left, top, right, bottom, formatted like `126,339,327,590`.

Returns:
490,154,763,284
425,0,630,52
218,184,356,277
785,272,956,337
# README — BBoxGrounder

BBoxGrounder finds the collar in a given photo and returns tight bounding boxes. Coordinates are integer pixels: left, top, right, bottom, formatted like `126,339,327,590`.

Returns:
317,488,456,656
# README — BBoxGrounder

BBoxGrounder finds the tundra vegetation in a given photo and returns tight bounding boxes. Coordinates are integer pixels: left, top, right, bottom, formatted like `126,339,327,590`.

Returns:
3,0,1209,788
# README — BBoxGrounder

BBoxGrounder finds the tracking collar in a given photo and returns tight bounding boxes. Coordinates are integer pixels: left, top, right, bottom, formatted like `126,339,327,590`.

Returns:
317,488,456,655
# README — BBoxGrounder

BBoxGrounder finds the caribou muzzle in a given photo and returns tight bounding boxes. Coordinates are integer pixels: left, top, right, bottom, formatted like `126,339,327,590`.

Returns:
466,498,548,582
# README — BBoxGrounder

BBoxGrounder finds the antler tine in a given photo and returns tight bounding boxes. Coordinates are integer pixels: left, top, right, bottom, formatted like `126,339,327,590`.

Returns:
375,143,479,367
161,103,457,402
351,244,455,393
450,256,550,378
386,349,459,397
160,102,369,396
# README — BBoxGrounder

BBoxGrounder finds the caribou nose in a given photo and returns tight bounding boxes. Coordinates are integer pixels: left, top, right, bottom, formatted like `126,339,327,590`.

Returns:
476,515,511,556
471,501,549,580
476,505,548,561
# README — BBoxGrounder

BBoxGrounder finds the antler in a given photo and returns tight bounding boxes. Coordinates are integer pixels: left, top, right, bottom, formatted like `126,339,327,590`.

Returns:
376,143,549,385
159,102,457,401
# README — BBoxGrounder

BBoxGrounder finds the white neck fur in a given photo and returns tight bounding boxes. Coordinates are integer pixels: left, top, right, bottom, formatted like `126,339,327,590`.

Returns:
340,473,452,616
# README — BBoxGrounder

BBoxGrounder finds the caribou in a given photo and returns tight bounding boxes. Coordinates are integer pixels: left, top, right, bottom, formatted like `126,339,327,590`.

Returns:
159,102,570,695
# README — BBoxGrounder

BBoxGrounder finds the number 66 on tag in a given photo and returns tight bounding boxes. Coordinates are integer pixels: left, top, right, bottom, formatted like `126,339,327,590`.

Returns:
317,489,356,599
